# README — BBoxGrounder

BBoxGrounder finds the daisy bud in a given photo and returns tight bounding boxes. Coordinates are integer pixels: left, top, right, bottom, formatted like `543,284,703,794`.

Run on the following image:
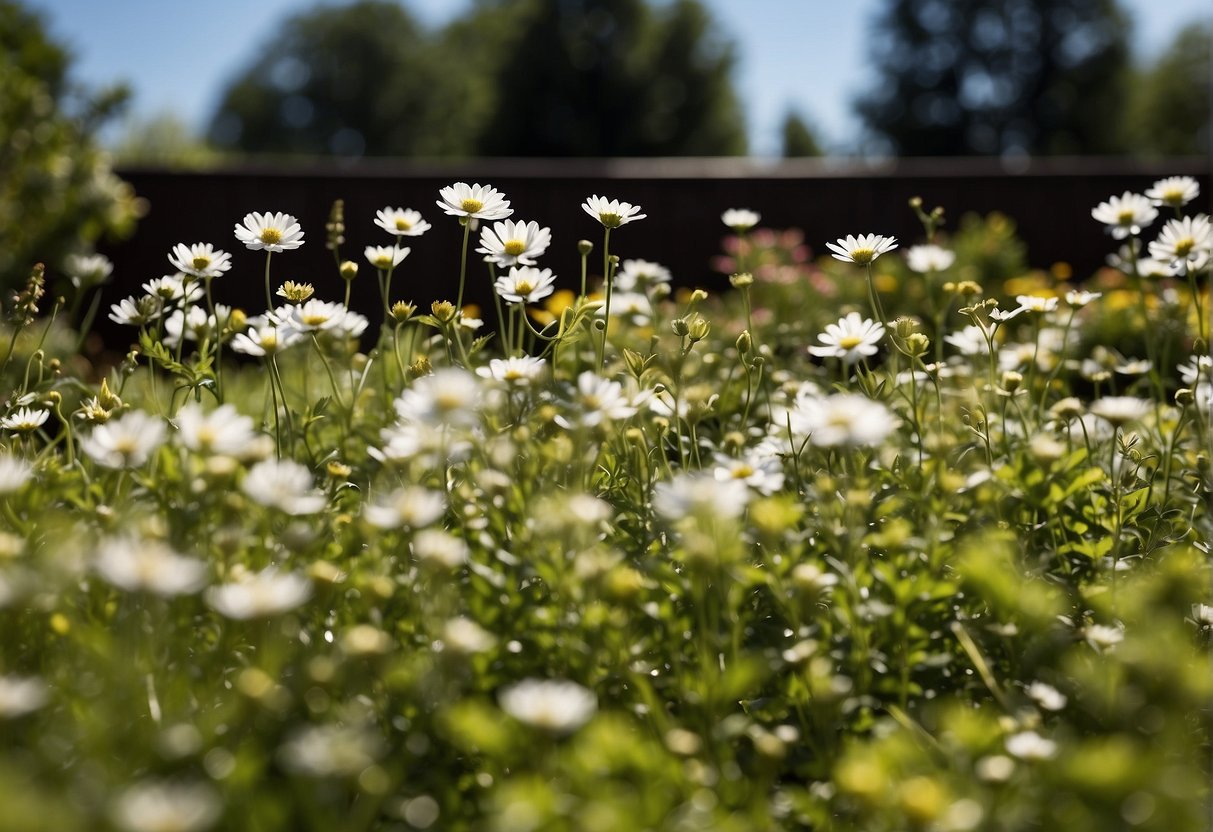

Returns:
45,391,61,406
690,289,709,303
671,317,690,337
577,240,594,256
430,301,457,323
957,281,982,296
326,461,352,480
904,332,930,356
894,316,918,338
624,427,646,446
687,317,711,343
1176,388,1195,407
339,260,359,281
622,348,648,379
909,196,923,209
1002,371,1023,393
736,330,752,356
729,272,754,288
390,301,417,322
408,357,433,379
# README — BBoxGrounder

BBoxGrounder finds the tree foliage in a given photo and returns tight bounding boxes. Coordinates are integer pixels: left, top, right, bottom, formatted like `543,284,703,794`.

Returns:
1124,22,1211,157
781,111,822,157
0,1,142,291
207,0,747,158
854,0,1131,156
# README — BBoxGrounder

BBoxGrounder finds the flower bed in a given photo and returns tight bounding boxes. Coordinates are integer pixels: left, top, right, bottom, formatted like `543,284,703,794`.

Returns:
0,177,1209,830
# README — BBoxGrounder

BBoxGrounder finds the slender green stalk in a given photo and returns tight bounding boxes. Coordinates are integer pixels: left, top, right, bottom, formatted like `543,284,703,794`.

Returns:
455,220,472,313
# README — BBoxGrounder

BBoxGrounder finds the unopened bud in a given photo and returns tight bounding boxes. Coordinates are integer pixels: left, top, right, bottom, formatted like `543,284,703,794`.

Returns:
390,301,417,322
1001,371,1023,393
671,317,690,337
431,301,457,323
1176,388,1195,407
729,272,754,288
690,289,709,303
339,261,359,281
894,316,917,338
577,240,594,256
687,317,711,343
408,356,433,378
736,330,752,356
904,332,929,356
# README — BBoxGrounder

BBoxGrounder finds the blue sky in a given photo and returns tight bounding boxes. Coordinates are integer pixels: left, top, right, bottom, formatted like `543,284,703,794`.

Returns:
26,0,1212,156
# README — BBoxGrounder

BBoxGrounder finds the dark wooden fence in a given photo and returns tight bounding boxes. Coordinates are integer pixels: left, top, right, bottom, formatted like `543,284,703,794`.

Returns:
96,157,1209,345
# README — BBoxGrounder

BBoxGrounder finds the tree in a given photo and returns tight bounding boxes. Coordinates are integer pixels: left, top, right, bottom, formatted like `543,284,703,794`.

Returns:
207,0,747,158
0,1,142,291
1123,22,1211,157
854,0,1131,156
781,111,822,157
467,0,746,156
207,1,480,157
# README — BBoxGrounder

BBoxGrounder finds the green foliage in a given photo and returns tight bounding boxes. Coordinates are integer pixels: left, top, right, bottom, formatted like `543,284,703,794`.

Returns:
0,1,143,292
855,0,1132,155
1123,22,1211,157
208,0,747,158
780,110,823,157
0,179,1211,829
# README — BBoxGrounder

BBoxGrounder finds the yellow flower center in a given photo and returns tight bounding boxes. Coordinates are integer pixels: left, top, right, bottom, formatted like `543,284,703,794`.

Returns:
838,335,864,349
373,255,393,269
302,313,327,326
1164,188,1183,204
1117,209,1136,225
192,256,212,270
461,199,484,214
850,248,875,265
504,369,524,380
394,218,413,231
1175,237,1195,258
435,392,464,412
259,227,283,245
114,437,139,454
503,240,526,256
514,280,535,295
598,213,623,228
731,464,755,479
259,334,278,350
196,426,216,447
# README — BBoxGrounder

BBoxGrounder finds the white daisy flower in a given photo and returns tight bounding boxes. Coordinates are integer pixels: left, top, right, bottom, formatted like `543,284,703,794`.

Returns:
826,233,898,265
613,258,671,292
1005,731,1057,761
499,678,597,735
364,245,410,270
1145,175,1200,209
654,472,750,522
394,367,482,428
0,455,32,493
334,309,369,339
477,355,547,385
108,295,161,327
905,244,956,273
66,253,113,288
441,617,496,655
1091,191,1158,239
231,324,302,357
1,406,49,433
374,206,430,237
411,529,469,569
288,299,348,333
0,675,48,718
791,393,898,447
494,266,557,305
721,208,760,232
1064,290,1101,307
436,182,513,221
143,274,202,304
163,305,231,349
242,459,327,514
234,211,305,252
206,567,311,619
476,219,552,267
277,724,384,778
1148,214,1213,276
95,538,209,597
808,312,885,364
712,451,785,495
1026,681,1067,712
80,410,167,468
944,325,991,355
174,403,258,457
168,243,232,279
563,372,636,427
364,486,446,530
1089,396,1151,427
582,194,646,228
1015,294,1059,314
110,780,222,832
1084,622,1125,651
600,290,652,325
